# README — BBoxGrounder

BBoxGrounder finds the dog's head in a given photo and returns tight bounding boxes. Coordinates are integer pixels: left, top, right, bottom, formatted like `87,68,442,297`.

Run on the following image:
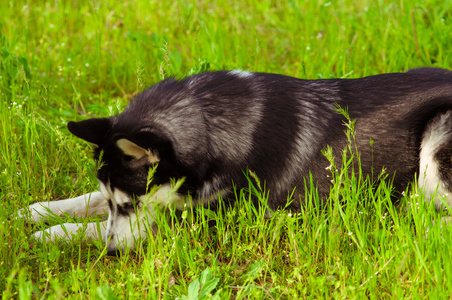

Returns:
67,117,184,254
68,117,178,192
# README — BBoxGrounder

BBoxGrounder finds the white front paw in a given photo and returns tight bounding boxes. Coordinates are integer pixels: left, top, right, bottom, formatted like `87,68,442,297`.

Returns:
32,222,106,242
32,224,73,242
17,202,55,224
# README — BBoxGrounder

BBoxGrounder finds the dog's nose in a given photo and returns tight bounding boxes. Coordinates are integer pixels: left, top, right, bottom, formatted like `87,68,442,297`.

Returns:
107,248,122,257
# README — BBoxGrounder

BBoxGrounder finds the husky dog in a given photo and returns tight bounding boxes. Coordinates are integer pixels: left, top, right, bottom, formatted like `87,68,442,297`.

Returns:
19,68,452,255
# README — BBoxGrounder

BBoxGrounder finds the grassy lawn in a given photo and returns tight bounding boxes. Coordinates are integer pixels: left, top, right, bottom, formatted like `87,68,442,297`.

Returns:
1,0,452,298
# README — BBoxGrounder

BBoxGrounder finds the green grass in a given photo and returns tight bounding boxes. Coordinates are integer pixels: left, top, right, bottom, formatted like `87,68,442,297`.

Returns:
1,0,452,298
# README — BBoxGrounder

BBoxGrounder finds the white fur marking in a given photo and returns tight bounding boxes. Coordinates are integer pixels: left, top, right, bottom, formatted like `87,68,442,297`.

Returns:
33,221,107,241
103,184,183,252
99,182,110,200
229,69,253,78
139,183,184,209
419,112,452,209
112,188,131,205
18,192,108,223
105,211,149,252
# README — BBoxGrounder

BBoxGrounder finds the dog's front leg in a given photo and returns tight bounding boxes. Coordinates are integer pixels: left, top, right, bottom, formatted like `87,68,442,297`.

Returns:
104,208,154,256
18,191,109,223
33,220,108,242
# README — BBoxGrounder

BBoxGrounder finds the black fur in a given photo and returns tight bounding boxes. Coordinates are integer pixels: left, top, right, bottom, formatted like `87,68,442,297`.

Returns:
68,68,452,212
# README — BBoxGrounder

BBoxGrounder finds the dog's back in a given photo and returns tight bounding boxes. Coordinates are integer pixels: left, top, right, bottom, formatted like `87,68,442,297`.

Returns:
104,69,452,211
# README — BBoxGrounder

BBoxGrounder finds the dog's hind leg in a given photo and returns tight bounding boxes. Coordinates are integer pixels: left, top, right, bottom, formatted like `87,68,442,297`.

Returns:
18,191,108,223
419,111,452,213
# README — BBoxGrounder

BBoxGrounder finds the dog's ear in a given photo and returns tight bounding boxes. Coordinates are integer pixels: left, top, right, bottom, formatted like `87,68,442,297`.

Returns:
67,118,111,147
114,130,172,164
116,138,160,164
